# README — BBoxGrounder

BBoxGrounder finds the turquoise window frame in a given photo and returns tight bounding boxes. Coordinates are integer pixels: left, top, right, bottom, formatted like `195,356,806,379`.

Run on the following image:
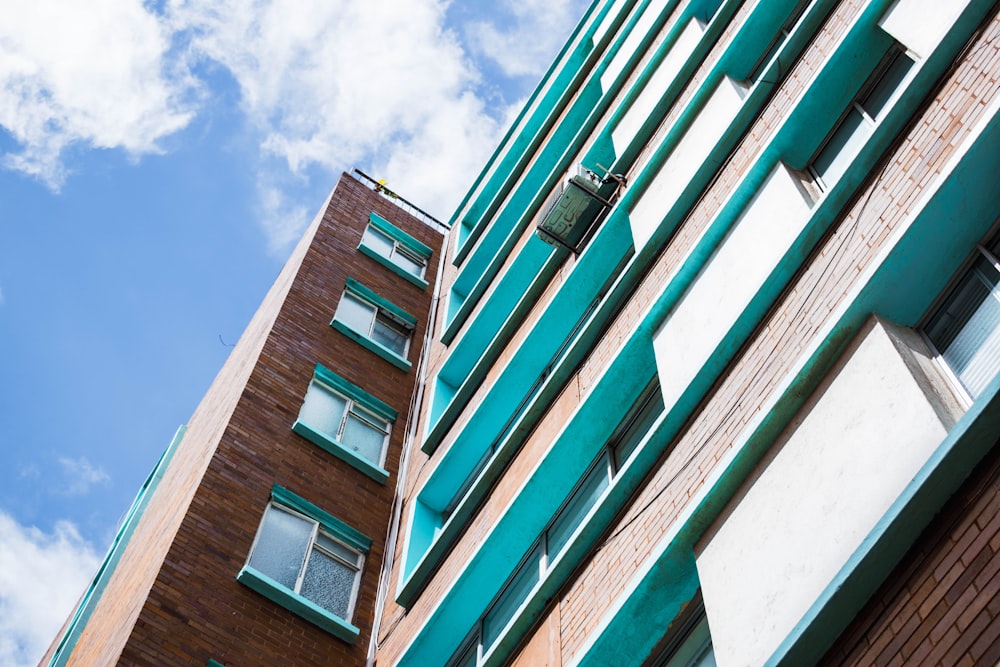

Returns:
359,212,431,289
293,364,397,484
331,278,416,371
237,485,372,644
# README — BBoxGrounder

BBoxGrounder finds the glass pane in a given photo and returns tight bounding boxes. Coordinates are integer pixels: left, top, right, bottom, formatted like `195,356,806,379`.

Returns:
860,51,913,121
372,315,409,356
614,387,664,469
249,506,313,590
362,226,394,258
301,548,357,619
299,382,347,438
393,248,425,277
812,109,868,189
546,457,611,561
336,293,375,334
482,544,541,650
448,639,479,667
342,412,387,463
927,255,1000,398
316,532,360,565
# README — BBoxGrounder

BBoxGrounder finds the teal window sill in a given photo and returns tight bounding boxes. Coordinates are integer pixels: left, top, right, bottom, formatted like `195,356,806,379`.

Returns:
331,320,412,371
359,244,430,289
237,566,360,643
293,420,390,484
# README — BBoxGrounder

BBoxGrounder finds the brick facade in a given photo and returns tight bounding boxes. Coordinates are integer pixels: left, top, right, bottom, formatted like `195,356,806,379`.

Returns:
51,173,442,666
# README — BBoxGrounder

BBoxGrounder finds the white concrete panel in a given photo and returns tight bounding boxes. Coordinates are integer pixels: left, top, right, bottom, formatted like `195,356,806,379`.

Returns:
652,164,812,409
879,0,972,59
612,19,704,154
600,0,671,92
629,76,745,251
696,319,955,667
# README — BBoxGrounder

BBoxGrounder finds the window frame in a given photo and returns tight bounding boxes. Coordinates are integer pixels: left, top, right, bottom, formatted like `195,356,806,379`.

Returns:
921,234,1000,404
293,365,396,483
447,382,663,666
331,278,416,371
358,212,432,288
237,486,372,643
807,46,915,191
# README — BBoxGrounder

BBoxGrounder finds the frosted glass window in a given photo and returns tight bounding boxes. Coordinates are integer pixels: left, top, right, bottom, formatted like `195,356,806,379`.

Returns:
249,506,312,589
336,293,376,333
926,241,1000,399
298,380,390,467
362,224,427,278
300,383,348,436
335,291,412,358
248,504,364,623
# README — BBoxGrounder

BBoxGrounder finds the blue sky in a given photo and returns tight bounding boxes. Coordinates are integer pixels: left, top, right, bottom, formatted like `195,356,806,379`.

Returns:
0,0,589,663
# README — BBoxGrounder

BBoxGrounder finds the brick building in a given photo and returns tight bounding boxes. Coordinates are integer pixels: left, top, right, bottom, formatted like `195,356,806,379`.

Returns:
45,0,1000,665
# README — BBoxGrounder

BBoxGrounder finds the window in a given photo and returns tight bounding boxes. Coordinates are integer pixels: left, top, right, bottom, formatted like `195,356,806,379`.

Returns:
446,383,663,665
363,226,427,278
808,48,914,190
359,212,432,286
294,365,396,482
924,236,1000,400
332,278,416,370
337,292,410,355
650,608,716,667
238,486,371,643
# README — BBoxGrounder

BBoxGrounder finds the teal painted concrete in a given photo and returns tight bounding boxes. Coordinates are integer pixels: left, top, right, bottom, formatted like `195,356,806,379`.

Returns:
398,209,633,608
441,235,556,345
449,0,606,233
576,68,1000,666
237,567,360,643
292,420,390,484
47,426,187,667
396,350,662,666
330,320,413,371
450,0,682,323
453,0,627,263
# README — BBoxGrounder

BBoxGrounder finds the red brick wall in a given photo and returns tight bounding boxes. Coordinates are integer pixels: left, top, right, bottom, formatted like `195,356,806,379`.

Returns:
820,441,1000,667
59,173,442,666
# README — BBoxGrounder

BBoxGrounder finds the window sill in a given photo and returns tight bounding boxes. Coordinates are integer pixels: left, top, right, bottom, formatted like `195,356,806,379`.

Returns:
292,420,390,484
237,566,360,644
331,320,413,371
358,244,429,289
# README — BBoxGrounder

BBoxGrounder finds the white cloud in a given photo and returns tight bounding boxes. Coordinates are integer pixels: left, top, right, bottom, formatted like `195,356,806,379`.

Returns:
466,0,591,78
0,0,586,248
0,512,100,667
0,0,195,189
57,457,111,496
168,0,508,234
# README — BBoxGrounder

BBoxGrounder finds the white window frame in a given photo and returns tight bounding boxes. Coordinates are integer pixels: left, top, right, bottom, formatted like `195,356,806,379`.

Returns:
922,235,1000,403
246,503,364,623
